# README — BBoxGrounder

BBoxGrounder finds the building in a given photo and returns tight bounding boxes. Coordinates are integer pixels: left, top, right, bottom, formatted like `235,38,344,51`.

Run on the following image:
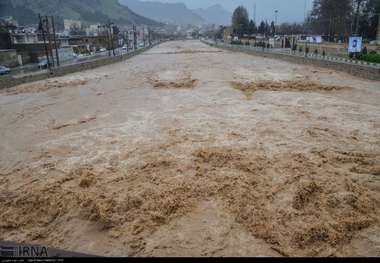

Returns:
223,27,232,42
68,35,116,53
10,33,39,44
86,25,100,36
0,49,19,67
0,16,18,27
64,19,82,32
57,46,75,64
0,32,12,49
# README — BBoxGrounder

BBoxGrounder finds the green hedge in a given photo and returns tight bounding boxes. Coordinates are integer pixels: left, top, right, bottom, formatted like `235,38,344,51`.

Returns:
231,40,243,45
357,53,380,63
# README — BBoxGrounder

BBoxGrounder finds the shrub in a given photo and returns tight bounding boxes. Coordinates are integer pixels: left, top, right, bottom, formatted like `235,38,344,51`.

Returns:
314,49,318,55
231,40,243,45
305,47,309,54
357,53,380,63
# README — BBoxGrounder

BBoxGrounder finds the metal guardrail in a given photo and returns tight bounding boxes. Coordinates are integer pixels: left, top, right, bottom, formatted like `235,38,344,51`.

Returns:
202,40,380,69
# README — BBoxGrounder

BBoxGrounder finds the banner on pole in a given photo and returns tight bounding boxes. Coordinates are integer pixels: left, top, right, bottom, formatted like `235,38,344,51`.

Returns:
348,36,362,53
306,36,322,43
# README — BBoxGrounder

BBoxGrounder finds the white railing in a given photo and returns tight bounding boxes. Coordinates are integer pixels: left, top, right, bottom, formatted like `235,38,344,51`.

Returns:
202,40,380,69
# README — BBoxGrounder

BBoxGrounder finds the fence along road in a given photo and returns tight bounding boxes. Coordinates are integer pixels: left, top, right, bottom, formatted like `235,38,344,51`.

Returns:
202,40,380,81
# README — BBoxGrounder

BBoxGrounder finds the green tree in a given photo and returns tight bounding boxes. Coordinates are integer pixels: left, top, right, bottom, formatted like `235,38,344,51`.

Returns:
215,26,226,39
308,0,353,40
258,21,266,34
358,0,380,40
248,20,257,35
232,6,249,38
278,22,305,34
307,0,379,40
270,21,276,35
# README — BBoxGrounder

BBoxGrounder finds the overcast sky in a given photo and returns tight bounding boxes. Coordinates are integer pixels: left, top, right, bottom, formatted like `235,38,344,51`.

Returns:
142,0,314,23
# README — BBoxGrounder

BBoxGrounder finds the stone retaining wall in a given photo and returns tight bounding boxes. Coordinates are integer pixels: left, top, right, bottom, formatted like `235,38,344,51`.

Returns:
0,49,19,67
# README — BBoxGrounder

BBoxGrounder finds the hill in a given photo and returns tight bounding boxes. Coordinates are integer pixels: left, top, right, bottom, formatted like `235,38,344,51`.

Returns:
119,0,205,25
0,0,160,28
192,4,231,26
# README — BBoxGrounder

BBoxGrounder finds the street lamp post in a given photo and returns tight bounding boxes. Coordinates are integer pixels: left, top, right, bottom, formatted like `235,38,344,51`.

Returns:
274,10,279,35
377,13,380,45
275,10,278,25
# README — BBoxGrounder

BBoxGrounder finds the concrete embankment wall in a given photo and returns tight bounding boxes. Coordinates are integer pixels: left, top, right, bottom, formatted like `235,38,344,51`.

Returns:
0,42,163,90
0,49,19,67
204,41,380,81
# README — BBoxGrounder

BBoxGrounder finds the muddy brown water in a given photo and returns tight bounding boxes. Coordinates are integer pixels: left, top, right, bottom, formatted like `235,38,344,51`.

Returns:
0,40,379,257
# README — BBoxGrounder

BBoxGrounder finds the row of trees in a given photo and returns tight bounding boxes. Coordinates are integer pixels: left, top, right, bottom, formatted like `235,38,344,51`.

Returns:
231,6,277,37
231,0,379,41
307,0,379,40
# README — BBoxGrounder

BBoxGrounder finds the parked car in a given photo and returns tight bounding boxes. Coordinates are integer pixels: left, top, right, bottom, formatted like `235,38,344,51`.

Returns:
38,60,48,69
99,48,107,52
0,65,10,75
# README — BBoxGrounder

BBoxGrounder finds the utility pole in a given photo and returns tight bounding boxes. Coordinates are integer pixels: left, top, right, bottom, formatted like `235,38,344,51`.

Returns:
109,22,115,56
44,16,55,67
51,16,60,67
98,23,112,56
106,26,110,56
275,10,278,26
143,27,145,47
39,14,51,70
377,13,380,45
148,28,151,46
274,10,278,35
133,24,137,50
304,0,307,22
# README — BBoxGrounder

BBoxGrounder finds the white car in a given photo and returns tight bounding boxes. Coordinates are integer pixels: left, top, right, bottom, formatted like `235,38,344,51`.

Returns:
38,60,48,69
99,48,107,52
0,65,11,75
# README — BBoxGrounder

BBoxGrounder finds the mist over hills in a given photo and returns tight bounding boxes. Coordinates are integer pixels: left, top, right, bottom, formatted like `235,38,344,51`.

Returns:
119,0,204,25
0,0,160,27
1,0,233,29
119,0,232,26
193,4,232,26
